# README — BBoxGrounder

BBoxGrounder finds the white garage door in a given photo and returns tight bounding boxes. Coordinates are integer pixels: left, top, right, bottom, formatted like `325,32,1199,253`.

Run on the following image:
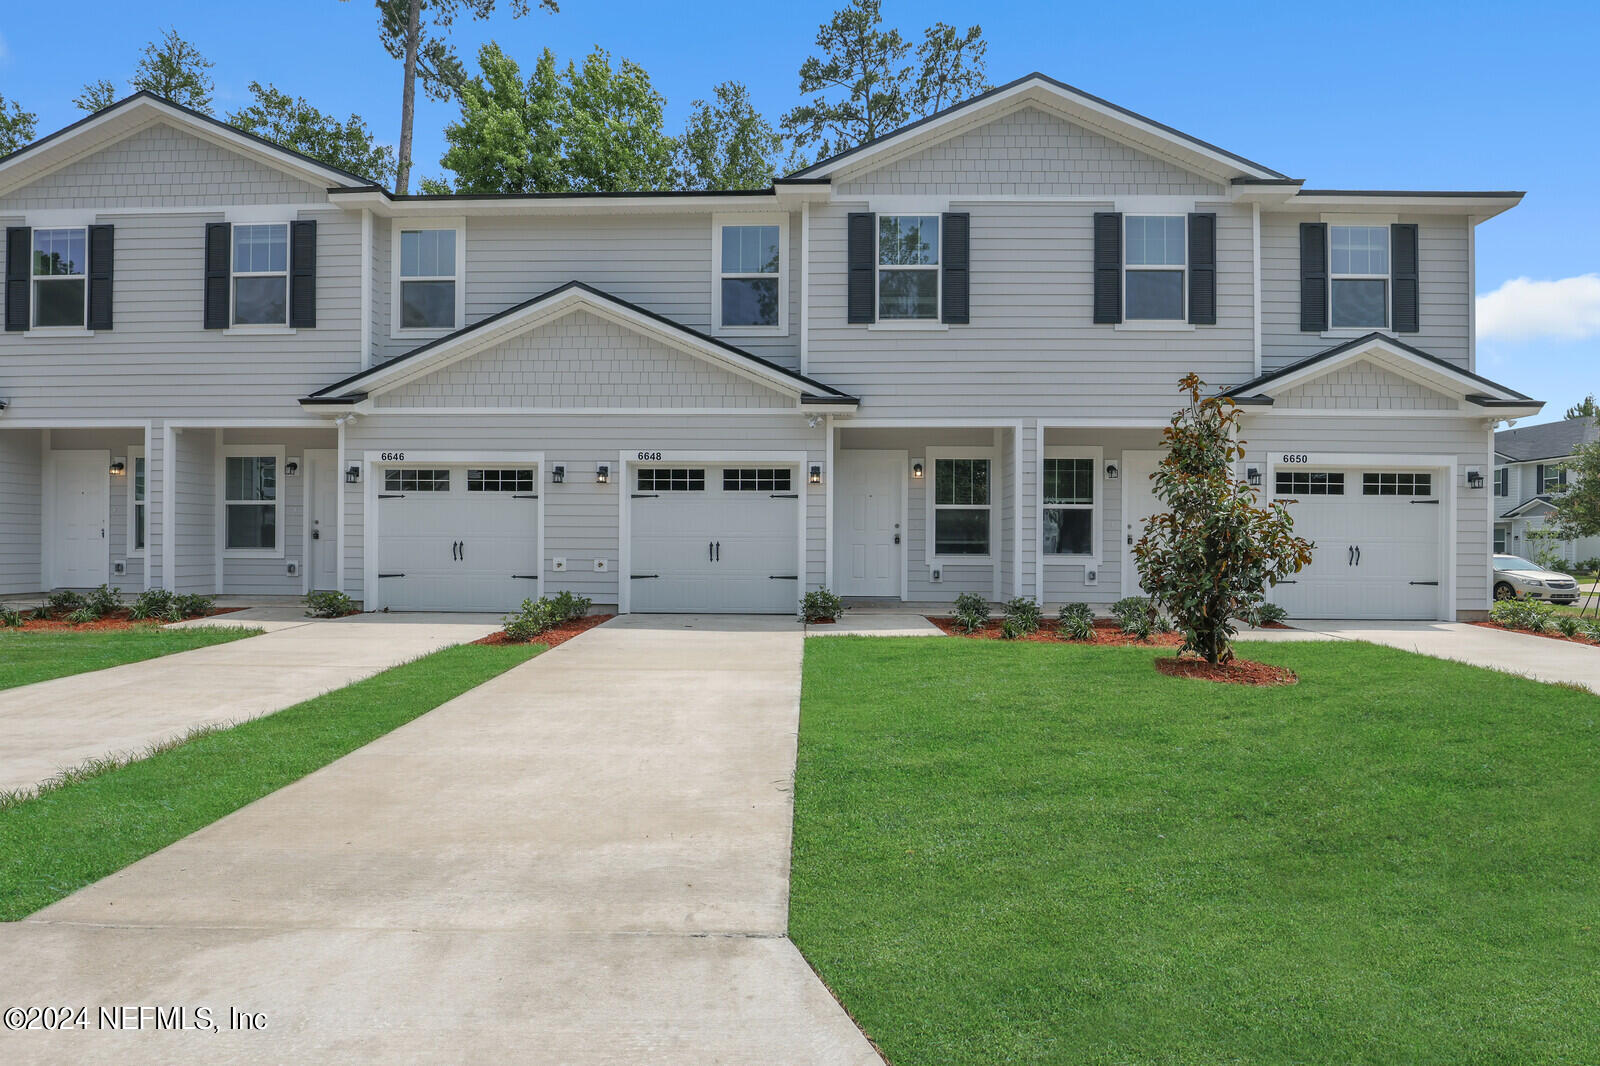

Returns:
377,466,541,611
629,465,799,613
1271,469,1442,620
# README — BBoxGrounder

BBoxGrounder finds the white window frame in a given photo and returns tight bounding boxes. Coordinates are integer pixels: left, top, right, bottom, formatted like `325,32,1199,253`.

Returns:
220,444,286,559
876,212,942,325
391,217,466,338
1041,445,1103,564
925,445,997,565
1122,214,1187,323
126,446,146,557
1322,214,1397,335
1538,463,1568,495
228,222,292,329
1494,467,1509,497
29,225,90,333
711,212,788,337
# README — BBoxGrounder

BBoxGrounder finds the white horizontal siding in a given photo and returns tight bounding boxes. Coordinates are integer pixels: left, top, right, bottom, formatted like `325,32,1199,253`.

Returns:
0,428,43,593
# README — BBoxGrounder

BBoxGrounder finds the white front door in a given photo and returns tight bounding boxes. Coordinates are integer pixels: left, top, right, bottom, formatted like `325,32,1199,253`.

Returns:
629,464,800,613
835,449,903,597
1120,450,1164,596
376,465,541,611
52,449,109,589
306,449,338,591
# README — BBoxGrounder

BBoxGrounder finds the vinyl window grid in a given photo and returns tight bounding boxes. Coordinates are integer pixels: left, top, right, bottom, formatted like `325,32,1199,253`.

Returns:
877,214,941,321
1537,464,1567,494
1329,225,1390,330
722,467,791,492
230,223,290,327
928,452,993,560
222,446,284,556
1123,215,1186,321
31,227,89,329
713,214,787,335
637,468,706,492
1362,472,1431,496
467,468,535,493
1042,451,1099,560
385,468,451,492
1275,471,1345,496
391,218,465,336
127,446,146,555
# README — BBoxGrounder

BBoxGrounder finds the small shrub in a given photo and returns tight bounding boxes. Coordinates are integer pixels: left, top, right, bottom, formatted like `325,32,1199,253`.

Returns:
30,606,50,622
172,594,215,619
1152,612,1177,634
1584,619,1600,643
1578,557,1600,575
46,589,86,614
1111,596,1152,628
1554,614,1582,639
1057,612,1095,641
0,606,22,628
1001,596,1042,635
1059,602,1094,625
549,590,593,623
1000,617,1027,640
1239,602,1289,628
1124,612,1154,642
85,584,121,615
304,590,358,618
163,602,185,624
66,606,100,626
130,588,174,621
1490,598,1554,633
800,587,845,624
952,592,990,634
502,597,561,642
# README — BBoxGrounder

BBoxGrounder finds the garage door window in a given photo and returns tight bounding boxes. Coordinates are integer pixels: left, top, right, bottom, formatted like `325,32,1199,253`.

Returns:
638,468,705,491
468,468,535,492
723,468,791,491
385,469,450,492
1275,471,1344,495
1363,472,1431,496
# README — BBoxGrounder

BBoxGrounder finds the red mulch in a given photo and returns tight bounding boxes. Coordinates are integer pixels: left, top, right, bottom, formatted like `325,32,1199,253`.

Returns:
8,606,245,632
1155,656,1298,686
1472,621,1600,646
928,616,1186,647
475,613,613,648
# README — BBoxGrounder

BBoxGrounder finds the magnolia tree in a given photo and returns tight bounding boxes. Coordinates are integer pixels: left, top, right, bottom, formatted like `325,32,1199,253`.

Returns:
1133,374,1313,665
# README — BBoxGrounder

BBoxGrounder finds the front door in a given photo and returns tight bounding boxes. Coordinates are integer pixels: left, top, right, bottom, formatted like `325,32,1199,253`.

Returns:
306,449,338,591
835,450,903,597
1120,450,1164,597
52,449,110,588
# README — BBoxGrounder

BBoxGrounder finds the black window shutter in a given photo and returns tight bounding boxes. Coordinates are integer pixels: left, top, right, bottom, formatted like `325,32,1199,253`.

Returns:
846,212,875,324
1187,212,1217,325
289,219,317,329
203,222,231,329
1092,212,1122,324
1391,222,1419,333
941,211,970,324
4,227,29,332
1299,222,1328,332
87,224,114,331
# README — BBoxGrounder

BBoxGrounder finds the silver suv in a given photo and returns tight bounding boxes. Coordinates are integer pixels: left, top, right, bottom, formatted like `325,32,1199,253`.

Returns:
1492,554,1580,605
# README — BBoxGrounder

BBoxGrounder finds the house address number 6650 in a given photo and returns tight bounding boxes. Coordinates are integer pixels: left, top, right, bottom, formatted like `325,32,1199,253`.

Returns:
1279,453,1310,464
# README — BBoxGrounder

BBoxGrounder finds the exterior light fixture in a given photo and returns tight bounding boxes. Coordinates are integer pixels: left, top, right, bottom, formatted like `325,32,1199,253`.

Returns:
551,464,565,484
595,463,610,484
809,463,823,485
1246,466,1262,487
284,459,300,477
345,465,361,484
912,461,924,479
1466,468,1485,489
1104,462,1120,481
110,459,126,476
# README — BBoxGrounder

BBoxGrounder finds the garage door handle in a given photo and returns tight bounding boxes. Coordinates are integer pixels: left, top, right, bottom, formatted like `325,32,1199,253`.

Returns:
1410,581,1438,586
709,541,714,562
1354,546,1360,566
378,572,405,578
379,493,405,499
769,575,799,580
631,573,659,579
715,541,721,561
1348,545,1355,566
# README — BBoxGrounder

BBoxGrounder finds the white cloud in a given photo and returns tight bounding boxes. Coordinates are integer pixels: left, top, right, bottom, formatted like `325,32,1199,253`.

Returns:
1477,274,1600,342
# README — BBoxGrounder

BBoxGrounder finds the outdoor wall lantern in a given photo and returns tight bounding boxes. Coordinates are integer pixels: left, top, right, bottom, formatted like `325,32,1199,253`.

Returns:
809,463,824,485
284,459,301,477
345,465,361,484
551,464,565,484
912,461,924,479
110,459,126,476
1246,466,1262,487
1104,462,1120,481
1466,468,1485,489
595,463,610,484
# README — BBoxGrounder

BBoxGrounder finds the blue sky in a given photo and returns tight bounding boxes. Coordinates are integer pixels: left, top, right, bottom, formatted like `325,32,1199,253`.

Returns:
2,0,1595,423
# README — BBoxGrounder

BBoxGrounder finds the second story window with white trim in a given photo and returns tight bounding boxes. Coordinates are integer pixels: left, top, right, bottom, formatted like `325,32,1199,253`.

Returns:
1494,468,1509,497
32,227,87,328
1329,225,1389,329
1124,215,1185,320
878,215,939,320
232,223,289,326
715,221,784,331
398,227,459,330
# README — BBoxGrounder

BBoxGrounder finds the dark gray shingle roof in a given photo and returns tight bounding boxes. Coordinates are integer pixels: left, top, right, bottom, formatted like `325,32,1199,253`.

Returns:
1495,416,1599,462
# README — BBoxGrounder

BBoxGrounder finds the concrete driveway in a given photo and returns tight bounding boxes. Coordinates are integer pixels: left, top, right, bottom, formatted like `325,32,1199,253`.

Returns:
0,610,501,795
0,615,878,1065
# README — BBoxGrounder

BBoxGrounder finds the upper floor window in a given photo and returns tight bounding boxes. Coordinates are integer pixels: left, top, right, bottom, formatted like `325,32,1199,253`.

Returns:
398,228,458,330
1537,464,1568,494
716,222,783,331
879,215,939,320
1124,216,1185,320
232,223,288,326
1494,468,1509,497
32,228,87,328
1329,225,1389,329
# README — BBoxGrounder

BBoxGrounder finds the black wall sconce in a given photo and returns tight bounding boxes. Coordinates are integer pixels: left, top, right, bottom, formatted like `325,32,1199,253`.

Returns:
345,465,361,484
109,460,126,476
1246,466,1262,487
1466,468,1485,489
912,461,924,479
809,463,823,485
284,459,300,477
1104,462,1119,481
551,464,565,484
595,463,610,484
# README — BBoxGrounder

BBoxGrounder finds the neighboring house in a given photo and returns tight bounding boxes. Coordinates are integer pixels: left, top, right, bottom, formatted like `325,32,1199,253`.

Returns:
0,75,1542,621
1494,416,1600,563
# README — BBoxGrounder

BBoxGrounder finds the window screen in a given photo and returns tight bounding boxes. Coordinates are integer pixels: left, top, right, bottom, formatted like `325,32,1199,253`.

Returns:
637,468,706,491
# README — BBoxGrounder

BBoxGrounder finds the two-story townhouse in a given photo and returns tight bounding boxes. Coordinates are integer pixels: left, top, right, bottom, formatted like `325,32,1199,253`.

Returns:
0,75,1541,621
1493,416,1600,563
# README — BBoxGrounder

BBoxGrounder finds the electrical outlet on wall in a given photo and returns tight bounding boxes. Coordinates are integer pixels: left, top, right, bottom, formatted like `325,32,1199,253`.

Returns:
552,557,567,572
113,560,126,576
593,558,609,572
286,560,299,576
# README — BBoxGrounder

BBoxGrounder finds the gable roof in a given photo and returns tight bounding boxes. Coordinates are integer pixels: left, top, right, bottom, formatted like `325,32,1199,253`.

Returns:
302,281,858,409
1218,333,1541,414
1495,415,1599,462
0,92,383,197
1500,495,1557,519
787,72,1288,185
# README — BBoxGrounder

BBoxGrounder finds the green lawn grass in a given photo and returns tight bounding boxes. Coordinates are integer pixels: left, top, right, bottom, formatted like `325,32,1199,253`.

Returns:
0,642,539,920
0,625,261,691
792,638,1600,1065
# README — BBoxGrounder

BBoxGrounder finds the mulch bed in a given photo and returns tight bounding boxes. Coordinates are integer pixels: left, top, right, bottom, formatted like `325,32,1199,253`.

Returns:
1155,656,1299,687
1472,621,1600,647
929,616,1186,647
475,613,613,648
7,607,245,633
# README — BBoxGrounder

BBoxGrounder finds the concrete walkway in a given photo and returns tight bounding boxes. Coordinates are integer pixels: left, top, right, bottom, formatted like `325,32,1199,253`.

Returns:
0,615,879,1065
0,610,501,795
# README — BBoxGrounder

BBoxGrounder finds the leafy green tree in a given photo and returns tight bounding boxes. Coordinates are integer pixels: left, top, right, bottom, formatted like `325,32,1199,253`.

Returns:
350,0,557,194
0,94,37,154
1546,437,1600,544
75,29,215,113
73,80,120,113
675,81,783,190
1565,394,1599,420
226,82,397,185
782,0,988,161
1132,375,1314,665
